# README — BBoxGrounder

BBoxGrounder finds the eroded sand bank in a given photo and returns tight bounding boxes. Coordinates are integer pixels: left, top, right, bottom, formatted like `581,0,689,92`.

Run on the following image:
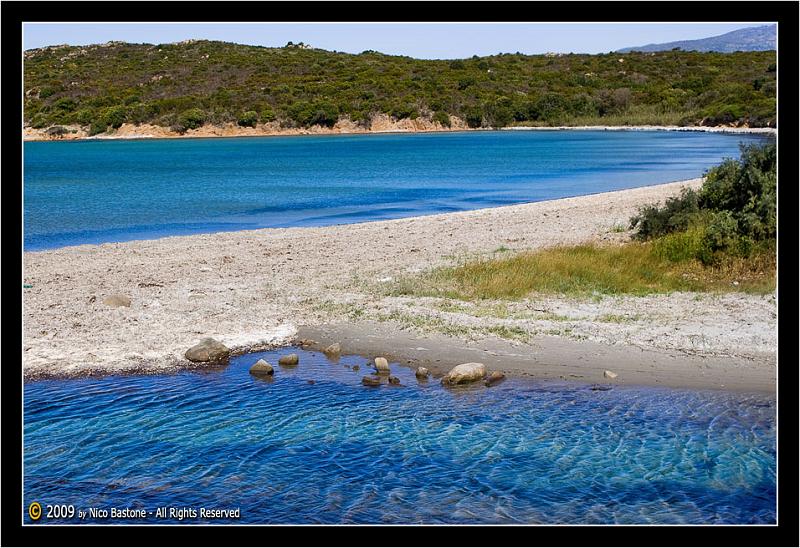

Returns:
22,179,776,390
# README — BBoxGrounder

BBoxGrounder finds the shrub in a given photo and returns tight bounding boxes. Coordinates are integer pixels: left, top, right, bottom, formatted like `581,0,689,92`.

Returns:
700,142,776,241
630,187,701,240
177,108,206,131
100,106,127,129
237,110,258,127
260,107,276,123
45,125,68,138
88,121,107,136
433,110,451,127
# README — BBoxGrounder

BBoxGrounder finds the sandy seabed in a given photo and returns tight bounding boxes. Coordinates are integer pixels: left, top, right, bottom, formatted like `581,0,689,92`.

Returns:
22,179,776,391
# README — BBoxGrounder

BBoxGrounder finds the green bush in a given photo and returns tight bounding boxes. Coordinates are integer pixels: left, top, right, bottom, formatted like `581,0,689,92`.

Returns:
260,107,276,123
176,108,206,131
433,110,451,127
700,142,776,240
88,121,107,136
237,110,258,127
630,187,701,240
631,142,776,265
100,106,127,129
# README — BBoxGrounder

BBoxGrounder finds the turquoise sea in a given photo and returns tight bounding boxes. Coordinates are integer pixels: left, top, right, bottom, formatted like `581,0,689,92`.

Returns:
24,348,776,524
23,130,768,250
22,130,775,524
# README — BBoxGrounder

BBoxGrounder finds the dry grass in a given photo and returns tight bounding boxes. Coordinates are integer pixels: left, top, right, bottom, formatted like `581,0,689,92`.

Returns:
391,242,776,300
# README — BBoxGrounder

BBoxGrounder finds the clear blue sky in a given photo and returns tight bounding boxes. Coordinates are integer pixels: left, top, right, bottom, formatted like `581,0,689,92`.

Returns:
22,22,773,58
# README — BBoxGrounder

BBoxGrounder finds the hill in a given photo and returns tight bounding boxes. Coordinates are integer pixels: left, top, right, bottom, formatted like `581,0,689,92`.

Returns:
23,40,776,136
618,25,776,53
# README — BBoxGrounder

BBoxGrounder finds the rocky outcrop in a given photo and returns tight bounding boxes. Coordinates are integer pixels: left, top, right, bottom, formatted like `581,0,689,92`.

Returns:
184,338,230,364
249,359,274,376
441,362,487,386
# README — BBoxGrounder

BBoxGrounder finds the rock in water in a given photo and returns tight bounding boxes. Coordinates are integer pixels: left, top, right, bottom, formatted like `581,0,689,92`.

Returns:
604,370,618,379
323,343,341,356
278,353,299,366
374,357,390,374
388,375,400,385
441,363,487,386
249,359,274,376
361,375,382,387
415,367,430,379
485,371,506,387
185,338,230,364
352,364,360,372
103,294,131,308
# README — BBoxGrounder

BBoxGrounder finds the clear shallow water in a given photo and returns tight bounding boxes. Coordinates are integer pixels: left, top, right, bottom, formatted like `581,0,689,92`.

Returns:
23,131,768,250
24,348,775,524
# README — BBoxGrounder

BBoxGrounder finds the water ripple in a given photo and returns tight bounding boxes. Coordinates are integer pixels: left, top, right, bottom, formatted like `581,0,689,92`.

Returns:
24,347,775,524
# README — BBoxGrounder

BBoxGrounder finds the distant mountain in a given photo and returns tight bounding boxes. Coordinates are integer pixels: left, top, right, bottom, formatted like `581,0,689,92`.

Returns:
618,25,776,53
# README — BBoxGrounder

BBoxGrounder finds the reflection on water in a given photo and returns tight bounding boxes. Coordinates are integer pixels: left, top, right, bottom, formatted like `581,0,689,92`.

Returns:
24,347,776,524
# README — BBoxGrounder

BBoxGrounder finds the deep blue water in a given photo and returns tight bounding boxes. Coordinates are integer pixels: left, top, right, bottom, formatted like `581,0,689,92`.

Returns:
23,131,768,250
24,348,776,524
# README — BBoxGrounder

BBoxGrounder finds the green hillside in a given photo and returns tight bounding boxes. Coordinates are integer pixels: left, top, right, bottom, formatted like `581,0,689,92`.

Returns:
23,40,776,134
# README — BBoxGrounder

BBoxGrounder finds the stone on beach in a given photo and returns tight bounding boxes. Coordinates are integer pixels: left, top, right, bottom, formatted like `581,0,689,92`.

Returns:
485,371,506,387
415,367,430,379
604,370,619,379
184,337,231,364
374,357,390,373
249,359,274,376
323,343,341,356
103,294,131,308
361,375,382,387
441,362,487,385
278,353,299,366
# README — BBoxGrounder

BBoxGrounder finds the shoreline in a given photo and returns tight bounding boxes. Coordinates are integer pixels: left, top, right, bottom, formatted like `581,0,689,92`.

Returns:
23,122,776,143
22,179,776,391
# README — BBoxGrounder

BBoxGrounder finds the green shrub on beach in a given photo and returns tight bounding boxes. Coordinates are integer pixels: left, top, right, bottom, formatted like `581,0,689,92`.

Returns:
630,142,776,265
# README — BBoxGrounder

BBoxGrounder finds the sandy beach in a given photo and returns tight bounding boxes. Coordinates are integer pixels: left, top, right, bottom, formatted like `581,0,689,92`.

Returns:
22,178,776,391
23,120,776,142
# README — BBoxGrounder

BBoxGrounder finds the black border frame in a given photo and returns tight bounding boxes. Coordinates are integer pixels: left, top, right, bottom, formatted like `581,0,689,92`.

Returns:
2,2,798,546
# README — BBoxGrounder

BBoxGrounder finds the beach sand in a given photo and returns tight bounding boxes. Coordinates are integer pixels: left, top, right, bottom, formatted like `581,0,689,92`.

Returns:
22,178,776,391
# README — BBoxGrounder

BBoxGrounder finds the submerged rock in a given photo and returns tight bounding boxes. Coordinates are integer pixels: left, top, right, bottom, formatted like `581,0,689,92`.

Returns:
441,362,487,386
374,357,390,374
415,367,430,379
323,343,341,357
352,364,360,372
278,353,299,366
103,294,131,308
361,375,382,387
484,371,506,387
603,370,618,380
388,375,400,385
185,338,230,364
249,359,274,376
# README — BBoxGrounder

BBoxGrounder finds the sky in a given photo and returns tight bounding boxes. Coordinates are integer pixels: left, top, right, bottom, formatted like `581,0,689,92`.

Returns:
22,22,774,58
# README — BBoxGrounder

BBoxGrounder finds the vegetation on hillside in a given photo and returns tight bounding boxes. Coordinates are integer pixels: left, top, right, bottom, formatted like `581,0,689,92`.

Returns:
23,40,776,134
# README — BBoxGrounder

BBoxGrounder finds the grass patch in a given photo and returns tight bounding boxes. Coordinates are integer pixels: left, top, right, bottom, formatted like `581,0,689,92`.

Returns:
391,241,775,300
